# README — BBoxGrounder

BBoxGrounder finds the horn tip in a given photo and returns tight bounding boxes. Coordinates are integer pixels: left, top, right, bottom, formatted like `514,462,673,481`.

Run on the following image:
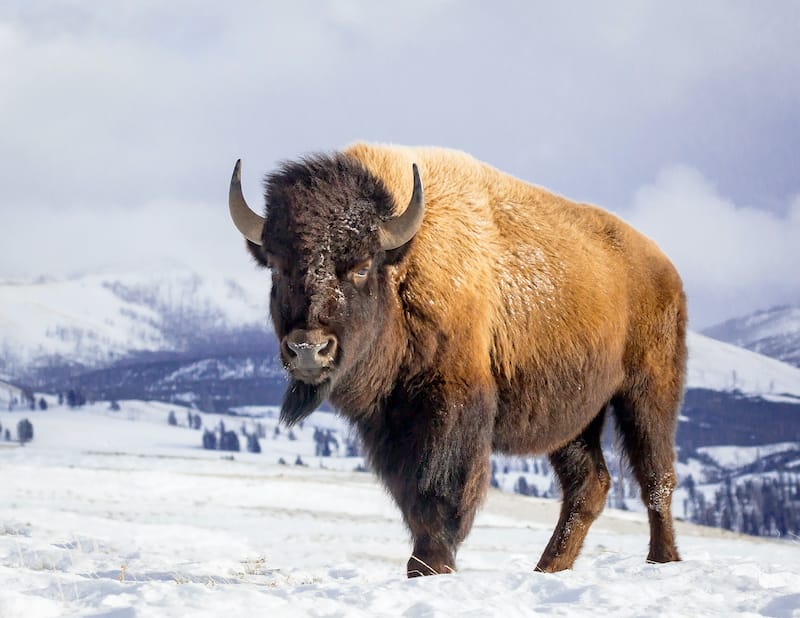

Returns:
411,162,422,191
232,159,242,182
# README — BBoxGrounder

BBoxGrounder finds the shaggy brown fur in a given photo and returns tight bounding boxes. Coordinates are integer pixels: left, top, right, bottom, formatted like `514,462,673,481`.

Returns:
240,143,687,576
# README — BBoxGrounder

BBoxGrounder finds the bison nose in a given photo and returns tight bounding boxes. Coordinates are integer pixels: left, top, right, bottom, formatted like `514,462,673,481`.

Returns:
281,329,338,370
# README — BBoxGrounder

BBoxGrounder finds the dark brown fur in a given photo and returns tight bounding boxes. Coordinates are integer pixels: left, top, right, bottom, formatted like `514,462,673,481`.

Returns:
242,143,687,576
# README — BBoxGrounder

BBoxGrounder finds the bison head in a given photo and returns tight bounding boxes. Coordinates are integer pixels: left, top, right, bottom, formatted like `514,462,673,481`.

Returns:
229,154,423,424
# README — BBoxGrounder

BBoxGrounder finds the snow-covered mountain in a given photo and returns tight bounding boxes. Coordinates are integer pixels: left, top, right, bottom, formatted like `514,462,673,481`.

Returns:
686,331,800,403
703,304,800,368
0,268,269,376
4,270,800,406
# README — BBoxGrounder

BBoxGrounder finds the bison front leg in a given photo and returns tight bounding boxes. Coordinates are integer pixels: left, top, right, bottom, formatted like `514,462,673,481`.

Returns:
368,385,495,577
400,449,492,577
402,490,472,577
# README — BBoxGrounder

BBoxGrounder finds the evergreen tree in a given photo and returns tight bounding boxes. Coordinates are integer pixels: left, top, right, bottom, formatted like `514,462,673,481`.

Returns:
202,429,217,450
167,410,177,426
38,397,48,410
67,389,86,408
326,430,339,452
17,419,33,443
247,433,261,454
684,474,696,500
220,430,240,452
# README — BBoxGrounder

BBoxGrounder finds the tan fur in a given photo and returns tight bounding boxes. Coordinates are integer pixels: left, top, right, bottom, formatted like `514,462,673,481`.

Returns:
345,142,683,450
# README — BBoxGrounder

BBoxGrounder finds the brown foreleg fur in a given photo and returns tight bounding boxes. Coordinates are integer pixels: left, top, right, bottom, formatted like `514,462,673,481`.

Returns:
536,408,611,572
363,381,495,577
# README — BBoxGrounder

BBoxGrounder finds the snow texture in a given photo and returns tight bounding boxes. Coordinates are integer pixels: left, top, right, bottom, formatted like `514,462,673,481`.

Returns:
1,402,799,617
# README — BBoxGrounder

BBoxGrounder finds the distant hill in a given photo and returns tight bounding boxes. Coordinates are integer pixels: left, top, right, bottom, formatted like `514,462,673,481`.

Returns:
0,268,269,376
703,305,800,368
2,269,800,427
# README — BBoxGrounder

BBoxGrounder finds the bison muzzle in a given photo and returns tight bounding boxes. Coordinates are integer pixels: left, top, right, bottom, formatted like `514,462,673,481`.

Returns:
228,144,687,576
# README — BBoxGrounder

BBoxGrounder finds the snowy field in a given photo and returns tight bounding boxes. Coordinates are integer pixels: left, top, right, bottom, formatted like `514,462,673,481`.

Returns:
1,404,800,617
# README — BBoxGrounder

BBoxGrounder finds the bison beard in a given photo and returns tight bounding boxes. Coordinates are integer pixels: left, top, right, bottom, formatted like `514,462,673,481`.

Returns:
280,379,332,427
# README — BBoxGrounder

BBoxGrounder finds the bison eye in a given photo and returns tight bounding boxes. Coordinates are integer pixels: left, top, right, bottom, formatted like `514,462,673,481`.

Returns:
349,259,372,287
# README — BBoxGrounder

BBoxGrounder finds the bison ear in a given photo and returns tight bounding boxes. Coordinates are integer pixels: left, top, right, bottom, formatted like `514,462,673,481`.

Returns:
246,239,269,267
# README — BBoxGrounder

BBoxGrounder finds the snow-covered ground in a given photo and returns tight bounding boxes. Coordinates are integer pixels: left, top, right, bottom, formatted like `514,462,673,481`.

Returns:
1,403,799,617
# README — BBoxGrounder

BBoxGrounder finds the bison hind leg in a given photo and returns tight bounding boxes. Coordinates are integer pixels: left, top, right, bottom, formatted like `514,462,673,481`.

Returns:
536,407,611,573
611,392,681,564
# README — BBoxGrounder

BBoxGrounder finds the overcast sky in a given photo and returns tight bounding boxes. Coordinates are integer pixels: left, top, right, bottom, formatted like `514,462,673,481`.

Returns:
1,1,798,329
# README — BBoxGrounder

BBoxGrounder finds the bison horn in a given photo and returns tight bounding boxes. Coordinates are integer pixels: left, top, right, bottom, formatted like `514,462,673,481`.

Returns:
378,163,425,250
229,159,265,245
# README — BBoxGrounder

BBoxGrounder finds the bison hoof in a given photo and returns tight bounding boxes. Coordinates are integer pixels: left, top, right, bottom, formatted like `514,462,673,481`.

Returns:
646,548,681,564
406,554,455,577
534,560,571,574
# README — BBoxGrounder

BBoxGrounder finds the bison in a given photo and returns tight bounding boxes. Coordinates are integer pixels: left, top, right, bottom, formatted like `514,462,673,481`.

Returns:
228,143,686,576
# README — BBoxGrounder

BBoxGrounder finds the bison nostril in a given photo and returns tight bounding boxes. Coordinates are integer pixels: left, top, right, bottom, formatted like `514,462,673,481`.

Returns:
282,339,298,359
318,336,337,359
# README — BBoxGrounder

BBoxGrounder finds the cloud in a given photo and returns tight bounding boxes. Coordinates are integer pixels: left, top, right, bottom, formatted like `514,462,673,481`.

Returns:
624,165,800,328
1,2,799,326
0,199,258,281
2,2,798,209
